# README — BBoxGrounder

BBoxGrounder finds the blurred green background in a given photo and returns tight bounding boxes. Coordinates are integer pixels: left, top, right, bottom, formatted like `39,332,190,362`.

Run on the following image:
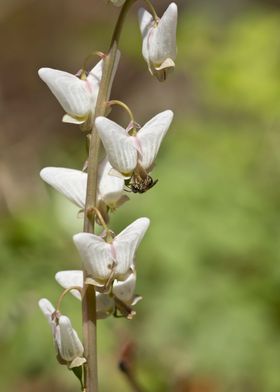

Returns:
0,0,280,391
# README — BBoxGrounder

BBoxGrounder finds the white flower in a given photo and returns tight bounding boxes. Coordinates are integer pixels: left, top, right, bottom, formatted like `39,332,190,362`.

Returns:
138,3,178,81
40,158,128,218
38,51,120,125
38,298,85,367
95,110,173,192
73,218,150,285
55,270,140,319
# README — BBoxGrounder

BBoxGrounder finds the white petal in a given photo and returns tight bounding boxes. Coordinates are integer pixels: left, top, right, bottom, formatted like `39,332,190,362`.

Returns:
38,68,91,118
38,298,55,323
86,59,103,111
113,272,136,303
95,116,137,175
55,270,83,300
58,315,84,362
113,218,150,277
73,233,112,281
136,110,173,170
40,167,87,209
98,159,124,207
138,8,153,36
149,3,177,65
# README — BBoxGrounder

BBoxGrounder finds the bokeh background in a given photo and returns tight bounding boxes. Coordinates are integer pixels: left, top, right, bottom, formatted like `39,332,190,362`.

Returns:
1,0,280,391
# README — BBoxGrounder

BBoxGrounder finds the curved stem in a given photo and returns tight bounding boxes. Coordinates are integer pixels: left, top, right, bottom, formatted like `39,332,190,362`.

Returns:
56,286,83,312
110,0,137,48
108,100,135,124
143,0,159,23
87,206,109,232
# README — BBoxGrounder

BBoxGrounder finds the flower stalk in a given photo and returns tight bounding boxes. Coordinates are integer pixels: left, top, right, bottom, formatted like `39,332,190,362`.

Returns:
82,2,137,391
38,1,178,391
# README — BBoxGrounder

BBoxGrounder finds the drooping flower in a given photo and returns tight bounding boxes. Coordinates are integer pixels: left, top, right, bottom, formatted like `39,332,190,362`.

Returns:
38,51,120,125
95,110,173,192
138,3,178,81
38,298,85,368
73,218,150,286
55,270,140,319
40,158,128,221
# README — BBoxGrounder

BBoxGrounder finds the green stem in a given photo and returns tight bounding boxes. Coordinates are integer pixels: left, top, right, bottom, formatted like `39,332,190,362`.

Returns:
82,1,137,391
108,100,135,124
143,0,159,23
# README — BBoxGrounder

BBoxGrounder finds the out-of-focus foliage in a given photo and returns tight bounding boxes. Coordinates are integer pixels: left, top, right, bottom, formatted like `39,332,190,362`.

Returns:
1,1,280,391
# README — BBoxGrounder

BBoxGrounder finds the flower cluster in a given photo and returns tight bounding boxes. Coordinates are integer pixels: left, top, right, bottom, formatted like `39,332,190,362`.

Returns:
38,0,178,382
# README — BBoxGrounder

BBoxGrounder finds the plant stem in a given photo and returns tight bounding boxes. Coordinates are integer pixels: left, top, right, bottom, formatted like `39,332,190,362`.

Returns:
82,1,137,391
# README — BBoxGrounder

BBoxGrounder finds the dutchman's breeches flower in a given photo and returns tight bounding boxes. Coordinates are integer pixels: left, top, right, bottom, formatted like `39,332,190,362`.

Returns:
73,217,150,287
95,110,174,193
56,270,140,319
40,158,128,223
38,298,85,368
38,51,120,125
138,2,178,81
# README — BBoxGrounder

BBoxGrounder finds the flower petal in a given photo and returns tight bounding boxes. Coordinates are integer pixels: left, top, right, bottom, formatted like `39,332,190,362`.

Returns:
95,116,137,175
55,270,83,300
137,110,173,171
151,3,177,64
38,298,55,323
40,167,87,209
98,159,125,207
73,233,112,281
113,218,150,277
113,272,136,303
38,68,91,118
55,270,115,317
58,315,84,362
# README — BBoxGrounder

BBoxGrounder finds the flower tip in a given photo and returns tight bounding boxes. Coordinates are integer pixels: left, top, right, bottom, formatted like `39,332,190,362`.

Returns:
168,2,178,14
38,298,55,316
39,167,50,180
38,67,51,80
95,116,105,127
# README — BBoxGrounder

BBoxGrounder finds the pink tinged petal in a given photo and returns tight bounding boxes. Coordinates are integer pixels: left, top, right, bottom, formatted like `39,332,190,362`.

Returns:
113,218,150,277
58,315,84,362
98,159,125,207
38,68,91,118
136,110,174,171
40,167,87,209
73,233,113,281
113,272,136,303
55,270,83,300
95,116,137,175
